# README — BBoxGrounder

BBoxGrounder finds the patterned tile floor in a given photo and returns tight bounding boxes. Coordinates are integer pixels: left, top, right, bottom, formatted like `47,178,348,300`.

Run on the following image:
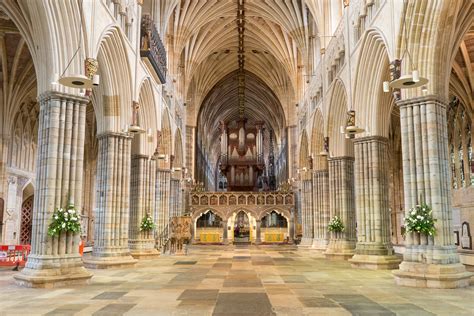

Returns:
0,245,473,315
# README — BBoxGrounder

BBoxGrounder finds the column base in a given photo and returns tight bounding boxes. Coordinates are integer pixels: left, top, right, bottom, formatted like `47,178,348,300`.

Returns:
83,254,137,269
14,255,92,288
311,239,328,251
130,248,160,260
393,261,473,288
298,237,313,248
324,239,355,260
349,254,401,270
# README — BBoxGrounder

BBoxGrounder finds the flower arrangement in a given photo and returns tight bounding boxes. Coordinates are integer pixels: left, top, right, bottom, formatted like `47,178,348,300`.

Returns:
48,204,81,236
328,215,344,233
404,202,437,236
140,213,155,232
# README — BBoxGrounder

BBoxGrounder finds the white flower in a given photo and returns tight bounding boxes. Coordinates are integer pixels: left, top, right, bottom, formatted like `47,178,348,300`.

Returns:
55,215,59,220
411,210,416,215
62,223,66,228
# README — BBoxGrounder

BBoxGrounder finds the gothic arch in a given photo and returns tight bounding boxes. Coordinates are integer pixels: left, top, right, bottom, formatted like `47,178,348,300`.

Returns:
398,1,472,99
173,129,184,170
310,108,325,170
353,29,393,137
131,78,157,156
91,26,133,133
326,79,352,157
298,129,310,180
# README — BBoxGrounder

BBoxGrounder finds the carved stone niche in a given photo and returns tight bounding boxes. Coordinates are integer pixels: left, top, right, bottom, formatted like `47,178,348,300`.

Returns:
461,222,472,250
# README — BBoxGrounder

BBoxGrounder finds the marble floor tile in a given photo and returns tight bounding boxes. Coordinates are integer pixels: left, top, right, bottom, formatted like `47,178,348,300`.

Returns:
0,245,473,316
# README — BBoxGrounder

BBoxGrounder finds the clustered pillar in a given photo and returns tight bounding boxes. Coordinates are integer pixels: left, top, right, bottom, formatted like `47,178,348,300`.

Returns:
83,132,137,269
392,96,472,288
349,136,400,269
155,168,171,250
299,178,314,246
311,168,330,250
169,178,181,218
129,155,159,259
15,91,92,287
324,157,356,260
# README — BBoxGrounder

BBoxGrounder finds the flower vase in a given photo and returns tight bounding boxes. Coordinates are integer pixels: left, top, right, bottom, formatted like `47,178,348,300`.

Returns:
420,233,428,246
428,234,434,246
413,232,420,245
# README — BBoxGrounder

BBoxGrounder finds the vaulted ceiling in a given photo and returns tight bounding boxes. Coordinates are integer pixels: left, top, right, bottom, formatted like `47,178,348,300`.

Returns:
159,0,319,156
451,24,474,114
160,0,317,130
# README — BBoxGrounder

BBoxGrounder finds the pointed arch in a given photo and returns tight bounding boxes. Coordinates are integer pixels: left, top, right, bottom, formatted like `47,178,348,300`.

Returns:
174,128,184,169
298,129,310,180
310,108,325,170
399,1,472,99
129,78,157,156
326,79,352,157
90,26,133,133
353,29,393,137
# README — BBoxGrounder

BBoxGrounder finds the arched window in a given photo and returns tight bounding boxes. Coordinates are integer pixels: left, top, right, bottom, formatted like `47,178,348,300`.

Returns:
261,211,288,228
196,211,223,228
448,97,473,189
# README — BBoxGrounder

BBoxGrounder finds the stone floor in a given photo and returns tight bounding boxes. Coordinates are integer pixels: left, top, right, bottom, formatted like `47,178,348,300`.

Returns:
0,245,473,315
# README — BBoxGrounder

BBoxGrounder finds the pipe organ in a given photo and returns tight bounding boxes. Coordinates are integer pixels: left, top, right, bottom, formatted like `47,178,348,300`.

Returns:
219,120,266,191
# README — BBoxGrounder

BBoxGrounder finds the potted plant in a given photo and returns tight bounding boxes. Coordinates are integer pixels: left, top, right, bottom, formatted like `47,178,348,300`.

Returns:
140,213,156,235
48,203,81,236
328,215,344,237
404,202,436,244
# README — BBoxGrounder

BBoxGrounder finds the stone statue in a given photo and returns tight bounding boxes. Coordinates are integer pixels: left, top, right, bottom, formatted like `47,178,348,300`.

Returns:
461,222,472,250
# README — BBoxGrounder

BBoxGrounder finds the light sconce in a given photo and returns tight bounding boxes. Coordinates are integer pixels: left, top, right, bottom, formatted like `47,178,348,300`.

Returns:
318,136,329,156
344,110,364,139
128,101,145,134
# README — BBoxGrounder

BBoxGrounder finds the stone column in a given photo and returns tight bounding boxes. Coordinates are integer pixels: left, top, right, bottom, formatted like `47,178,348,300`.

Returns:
14,91,92,287
128,155,159,259
299,179,314,247
255,219,262,244
311,169,330,250
223,223,228,244
349,136,400,269
83,132,137,269
155,168,171,250
170,178,181,218
0,136,8,243
289,210,295,243
0,135,9,213
392,96,472,288
324,157,356,260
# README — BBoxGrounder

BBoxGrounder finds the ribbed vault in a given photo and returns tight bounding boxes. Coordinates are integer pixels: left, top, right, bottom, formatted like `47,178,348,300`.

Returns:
197,70,285,151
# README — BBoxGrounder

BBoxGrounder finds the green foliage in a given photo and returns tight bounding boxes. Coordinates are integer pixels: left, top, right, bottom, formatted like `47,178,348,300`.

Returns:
140,213,156,232
48,204,81,236
328,216,344,233
404,203,437,236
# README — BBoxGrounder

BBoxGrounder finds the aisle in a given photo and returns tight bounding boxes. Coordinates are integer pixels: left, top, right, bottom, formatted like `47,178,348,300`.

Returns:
0,245,472,315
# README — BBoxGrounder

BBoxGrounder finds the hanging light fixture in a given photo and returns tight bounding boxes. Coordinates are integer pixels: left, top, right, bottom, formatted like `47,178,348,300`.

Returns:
383,0,428,91
343,2,364,138
58,0,99,89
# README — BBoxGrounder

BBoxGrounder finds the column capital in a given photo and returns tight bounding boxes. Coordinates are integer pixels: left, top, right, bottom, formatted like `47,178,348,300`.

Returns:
38,90,89,105
132,153,156,161
396,95,448,109
328,156,354,162
97,131,134,140
353,135,388,145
